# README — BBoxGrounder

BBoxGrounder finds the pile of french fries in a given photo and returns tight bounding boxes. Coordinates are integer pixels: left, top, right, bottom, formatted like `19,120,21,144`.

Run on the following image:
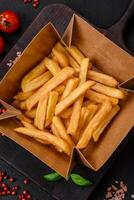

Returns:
13,41,125,157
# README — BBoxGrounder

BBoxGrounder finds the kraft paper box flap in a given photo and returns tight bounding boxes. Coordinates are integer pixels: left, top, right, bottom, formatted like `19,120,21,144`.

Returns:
0,23,75,178
0,99,21,120
63,14,134,170
0,23,61,101
119,77,134,92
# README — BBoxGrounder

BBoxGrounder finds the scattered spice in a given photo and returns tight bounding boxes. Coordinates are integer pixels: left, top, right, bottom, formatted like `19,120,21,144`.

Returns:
24,178,30,185
23,0,40,8
104,180,128,200
0,170,32,199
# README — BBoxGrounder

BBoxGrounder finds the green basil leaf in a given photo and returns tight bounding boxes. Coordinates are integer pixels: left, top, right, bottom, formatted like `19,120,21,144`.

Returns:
43,172,63,182
70,173,92,186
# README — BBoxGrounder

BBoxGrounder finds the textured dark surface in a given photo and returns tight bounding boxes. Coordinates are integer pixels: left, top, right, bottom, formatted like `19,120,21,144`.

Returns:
0,1,134,200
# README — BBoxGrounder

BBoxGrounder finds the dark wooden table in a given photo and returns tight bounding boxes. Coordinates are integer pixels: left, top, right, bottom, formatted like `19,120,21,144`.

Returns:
0,1,134,199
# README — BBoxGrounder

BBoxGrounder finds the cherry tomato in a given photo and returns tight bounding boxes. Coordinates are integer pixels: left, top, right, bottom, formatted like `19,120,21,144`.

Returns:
0,36,5,54
0,11,20,33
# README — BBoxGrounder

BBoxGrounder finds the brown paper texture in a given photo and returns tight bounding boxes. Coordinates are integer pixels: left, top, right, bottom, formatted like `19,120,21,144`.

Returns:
0,15,134,176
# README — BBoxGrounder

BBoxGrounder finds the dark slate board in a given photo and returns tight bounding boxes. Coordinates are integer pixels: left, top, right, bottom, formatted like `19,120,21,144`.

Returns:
0,4,134,200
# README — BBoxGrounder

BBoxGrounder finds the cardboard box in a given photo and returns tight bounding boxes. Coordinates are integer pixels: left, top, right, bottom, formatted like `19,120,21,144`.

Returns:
0,14,134,178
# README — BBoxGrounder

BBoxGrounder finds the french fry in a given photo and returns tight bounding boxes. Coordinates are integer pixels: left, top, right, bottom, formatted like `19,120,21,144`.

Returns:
54,84,65,95
52,116,74,147
86,104,98,122
67,58,89,136
77,101,112,149
60,107,72,119
55,81,95,115
93,105,120,142
16,113,32,124
26,67,74,110
51,123,60,137
75,107,91,142
88,70,119,87
21,120,36,129
44,57,61,76
22,71,52,92
45,91,59,127
86,90,119,105
50,123,63,152
20,101,27,110
54,42,80,72
34,93,49,130
21,58,47,89
14,91,33,101
54,42,68,55
79,105,98,131
25,108,37,119
21,121,50,145
66,46,85,64
68,55,80,73
15,127,71,156
52,48,69,68
92,83,125,99
51,54,59,63
61,78,79,99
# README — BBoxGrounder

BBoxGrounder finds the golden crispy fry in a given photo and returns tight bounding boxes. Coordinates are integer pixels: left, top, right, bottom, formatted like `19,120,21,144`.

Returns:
60,107,72,119
67,58,89,136
54,84,65,95
92,83,125,99
66,46,85,64
67,55,80,73
52,116,74,147
54,42,80,72
51,54,59,63
22,71,52,92
86,104,98,121
52,48,69,68
79,105,98,131
25,108,37,119
75,107,91,142
15,127,71,156
50,123,63,152
51,123,60,137
14,91,33,101
61,78,79,99
55,81,95,115
21,121,50,145
16,113,32,124
93,105,120,142
44,57,61,76
88,70,119,87
54,42,68,55
20,101,27,110
34,93,49,130
45,91,59,127
77,101,112,149
21,120,36,129
86,90,119,105
26,67,74,110
21,58,47,89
